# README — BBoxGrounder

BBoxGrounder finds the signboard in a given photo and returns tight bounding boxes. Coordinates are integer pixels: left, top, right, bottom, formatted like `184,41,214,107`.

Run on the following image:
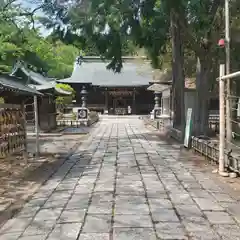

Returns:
77,108,88,120
184,108,193,148
109,91,133,96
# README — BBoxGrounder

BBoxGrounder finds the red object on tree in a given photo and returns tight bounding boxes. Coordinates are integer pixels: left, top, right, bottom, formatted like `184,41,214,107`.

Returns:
218,39,225,47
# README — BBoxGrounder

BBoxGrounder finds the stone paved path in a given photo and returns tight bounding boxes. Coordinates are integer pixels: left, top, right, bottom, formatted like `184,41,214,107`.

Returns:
1,117,240,240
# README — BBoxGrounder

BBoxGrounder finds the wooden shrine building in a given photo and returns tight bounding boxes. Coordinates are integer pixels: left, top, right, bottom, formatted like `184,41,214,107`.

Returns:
57,56,154,115
0,74,41,158
10,61,70,131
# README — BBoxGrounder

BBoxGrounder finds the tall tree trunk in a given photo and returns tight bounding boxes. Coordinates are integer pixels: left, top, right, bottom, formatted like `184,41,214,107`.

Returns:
192,57,211,136
170,10,185,136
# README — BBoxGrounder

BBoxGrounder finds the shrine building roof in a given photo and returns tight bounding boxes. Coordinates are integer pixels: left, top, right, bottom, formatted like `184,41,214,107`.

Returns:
0,74,42,95
57,56,153,87
10,61,71,96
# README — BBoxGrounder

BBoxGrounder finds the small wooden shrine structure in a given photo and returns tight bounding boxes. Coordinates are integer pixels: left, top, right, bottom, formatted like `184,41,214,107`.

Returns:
10,61,70,131
0,74,41,158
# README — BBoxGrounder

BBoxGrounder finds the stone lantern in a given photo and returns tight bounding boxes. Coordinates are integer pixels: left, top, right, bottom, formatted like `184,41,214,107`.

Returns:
77,85,89,124
154,91,160,109
81,85,88,108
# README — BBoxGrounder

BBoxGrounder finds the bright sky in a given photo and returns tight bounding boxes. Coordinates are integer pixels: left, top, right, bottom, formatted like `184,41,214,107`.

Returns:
17,0,51,36
17,0,36,9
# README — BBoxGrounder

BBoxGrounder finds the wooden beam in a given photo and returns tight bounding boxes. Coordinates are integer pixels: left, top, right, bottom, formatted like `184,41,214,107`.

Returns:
0,103,21,109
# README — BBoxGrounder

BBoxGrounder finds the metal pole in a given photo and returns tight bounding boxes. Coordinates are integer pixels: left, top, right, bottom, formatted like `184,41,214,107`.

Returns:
219,64,228,176
217,71,240,81
225,0,232,143
34,94,39,157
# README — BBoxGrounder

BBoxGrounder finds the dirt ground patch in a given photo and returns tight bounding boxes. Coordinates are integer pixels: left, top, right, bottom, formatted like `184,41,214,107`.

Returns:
27,134,83,155
0,134,84,226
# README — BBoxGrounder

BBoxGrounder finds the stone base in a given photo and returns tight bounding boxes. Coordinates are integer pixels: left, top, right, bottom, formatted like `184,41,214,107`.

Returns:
150,111,154,120
78,119,89,126
152,108,161,119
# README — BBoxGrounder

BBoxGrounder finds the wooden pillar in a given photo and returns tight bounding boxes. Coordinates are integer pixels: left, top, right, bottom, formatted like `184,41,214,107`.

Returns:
161,96,163,115
170,87,173,120
105,88,108,113
21,102,28,164
34,94,39,157
132,88,136,114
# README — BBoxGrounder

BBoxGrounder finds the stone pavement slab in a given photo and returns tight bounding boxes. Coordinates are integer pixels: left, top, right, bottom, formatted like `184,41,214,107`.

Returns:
78,233,109,240
155,222,188,240
1,116,240,239
113,228,157,240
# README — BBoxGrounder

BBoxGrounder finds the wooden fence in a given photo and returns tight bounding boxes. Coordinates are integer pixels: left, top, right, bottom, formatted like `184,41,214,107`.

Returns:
57,112,99,127
191,136,240,173
57,119,84,127
0,104,27,158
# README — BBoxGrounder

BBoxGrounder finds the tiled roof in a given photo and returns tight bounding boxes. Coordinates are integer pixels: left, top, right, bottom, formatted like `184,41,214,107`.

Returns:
0,75,42,95
149,68,196,90
147,83,171,93
150,69,172,83
28,84,71,95
57,56,152,87
28,83,55,91
150,75,196,90
10,61,71,96
18,65,55,85
10,61,54,85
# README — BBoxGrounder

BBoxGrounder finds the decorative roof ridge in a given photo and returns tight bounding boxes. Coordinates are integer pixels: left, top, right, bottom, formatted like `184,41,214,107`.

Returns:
9,60,24,76
75,56,149,64
10,60,56,86
83,55,147,59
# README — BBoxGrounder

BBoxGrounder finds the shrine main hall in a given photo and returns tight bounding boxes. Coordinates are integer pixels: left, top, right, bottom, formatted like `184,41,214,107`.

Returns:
58,56,156,115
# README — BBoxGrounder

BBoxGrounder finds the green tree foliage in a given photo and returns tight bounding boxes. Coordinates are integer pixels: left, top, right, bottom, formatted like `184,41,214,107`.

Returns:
0,20,23,73
0,1,80,79
0,24,79,78
48,41,80,78
36,0,227,135
0,0,138,77
4,0,240,135
37,0,161,71
55,83,75,110
23,33,80,78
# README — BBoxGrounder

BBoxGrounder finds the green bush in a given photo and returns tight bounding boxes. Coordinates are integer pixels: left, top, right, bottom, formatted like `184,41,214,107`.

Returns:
72,111,77,120
55,83,75,111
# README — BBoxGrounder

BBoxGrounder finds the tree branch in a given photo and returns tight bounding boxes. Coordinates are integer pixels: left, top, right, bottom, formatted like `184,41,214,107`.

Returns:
175,0,224,56
20,5,43,17
205,0,224,39
2,0,17,10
